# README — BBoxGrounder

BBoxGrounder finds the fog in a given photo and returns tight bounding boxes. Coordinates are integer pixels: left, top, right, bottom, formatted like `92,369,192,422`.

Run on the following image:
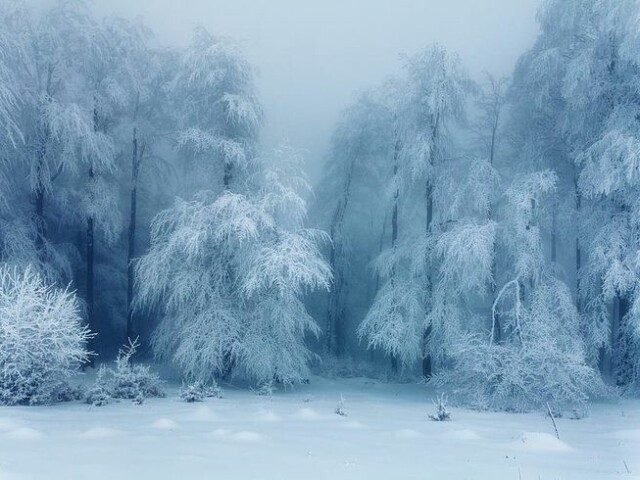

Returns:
92,0,541,181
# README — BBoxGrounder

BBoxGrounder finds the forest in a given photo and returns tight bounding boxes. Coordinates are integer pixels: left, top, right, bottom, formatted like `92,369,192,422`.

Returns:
0,1,639,478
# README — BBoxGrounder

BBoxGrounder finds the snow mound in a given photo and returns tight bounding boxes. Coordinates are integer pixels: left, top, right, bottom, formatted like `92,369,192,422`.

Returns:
511,432,571,452
79,427,121,439
212,428,231,438
230,431,263,443
189,406,217,422
151,418,179,430
606,429,640,442
6,427,45,440
212,428,263,443
294,408,321,420
255,410,281,422
444,429,482,440
0,418,19,431
341,420,364,429
394,428,423,439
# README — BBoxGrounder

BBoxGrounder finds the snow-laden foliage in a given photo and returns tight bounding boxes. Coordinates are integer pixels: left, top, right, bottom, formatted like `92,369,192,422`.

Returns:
435,281,609,411
136,146,331,385
433,172,607,411
0,265,91,405
435,221,496,297
358,44,473,372
358,278,425,367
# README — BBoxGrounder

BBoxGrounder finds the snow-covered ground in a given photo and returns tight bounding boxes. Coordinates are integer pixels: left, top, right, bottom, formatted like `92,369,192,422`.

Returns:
0,376,638,480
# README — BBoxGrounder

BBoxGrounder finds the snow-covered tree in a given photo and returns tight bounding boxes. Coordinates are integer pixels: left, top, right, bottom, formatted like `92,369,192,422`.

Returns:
174,27,262,192
0,1,112,283
434,171,607,410
136,145,330,384
359,45,473,375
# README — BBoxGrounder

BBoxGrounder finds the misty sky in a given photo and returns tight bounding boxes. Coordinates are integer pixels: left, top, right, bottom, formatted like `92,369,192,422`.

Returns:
92,0,542,181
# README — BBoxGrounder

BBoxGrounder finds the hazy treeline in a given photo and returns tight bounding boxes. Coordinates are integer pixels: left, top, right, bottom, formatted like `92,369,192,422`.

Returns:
0,0,639,411
315,0,640,409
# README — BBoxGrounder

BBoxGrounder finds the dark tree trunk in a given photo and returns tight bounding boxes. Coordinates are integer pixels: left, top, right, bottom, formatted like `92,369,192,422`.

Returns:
422,180,434,378
87,103,99,360
127,126,142,342
422,111,439,379
87,167,96,360
390,134,401,374
613,295,630,386
326,154,357,356
223,162,232,189
220,158,235,378
34,155,46,257
573,171,582,314
488,109,501,343
34,69,54,261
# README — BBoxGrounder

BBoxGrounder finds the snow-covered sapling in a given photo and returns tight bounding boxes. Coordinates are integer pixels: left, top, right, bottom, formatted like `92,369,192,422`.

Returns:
428,393,451,421
0,266,92,405
86,338,165,406
255,379,276,397
178,381,222,402
85,366,112,406
335,394,347,416
546,402,560,439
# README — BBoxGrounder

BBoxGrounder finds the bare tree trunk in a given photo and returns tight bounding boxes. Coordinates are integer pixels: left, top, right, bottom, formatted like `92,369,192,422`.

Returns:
373,213,389,299
34,148,47,256
390,134,401,374
613,294,630,386
221,158,235,379
573,170,582,314
423,180,434,378
87,165,96,360
422,111,440,379
223,162,232,189
326,154,357,356
127,125,143,341
551,201,557,265
34,68,54,262
87,103,99,361
488,105,501,343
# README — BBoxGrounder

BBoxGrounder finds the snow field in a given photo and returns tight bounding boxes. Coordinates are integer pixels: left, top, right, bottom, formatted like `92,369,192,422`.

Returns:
0,377,638,480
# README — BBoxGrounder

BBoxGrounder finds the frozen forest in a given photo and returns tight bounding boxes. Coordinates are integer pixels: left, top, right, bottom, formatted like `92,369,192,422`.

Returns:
0,0,639,478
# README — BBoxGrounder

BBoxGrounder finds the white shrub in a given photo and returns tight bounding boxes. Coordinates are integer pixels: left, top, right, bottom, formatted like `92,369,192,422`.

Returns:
0,265,91,405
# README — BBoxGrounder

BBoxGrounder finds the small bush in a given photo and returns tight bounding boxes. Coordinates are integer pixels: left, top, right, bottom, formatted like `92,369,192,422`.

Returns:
0,266,92,405
86,338,165,406
428,393,451,421
178,381,222,402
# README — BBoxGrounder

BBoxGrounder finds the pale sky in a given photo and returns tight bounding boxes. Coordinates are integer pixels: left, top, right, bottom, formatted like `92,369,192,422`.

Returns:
92,0,542,181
